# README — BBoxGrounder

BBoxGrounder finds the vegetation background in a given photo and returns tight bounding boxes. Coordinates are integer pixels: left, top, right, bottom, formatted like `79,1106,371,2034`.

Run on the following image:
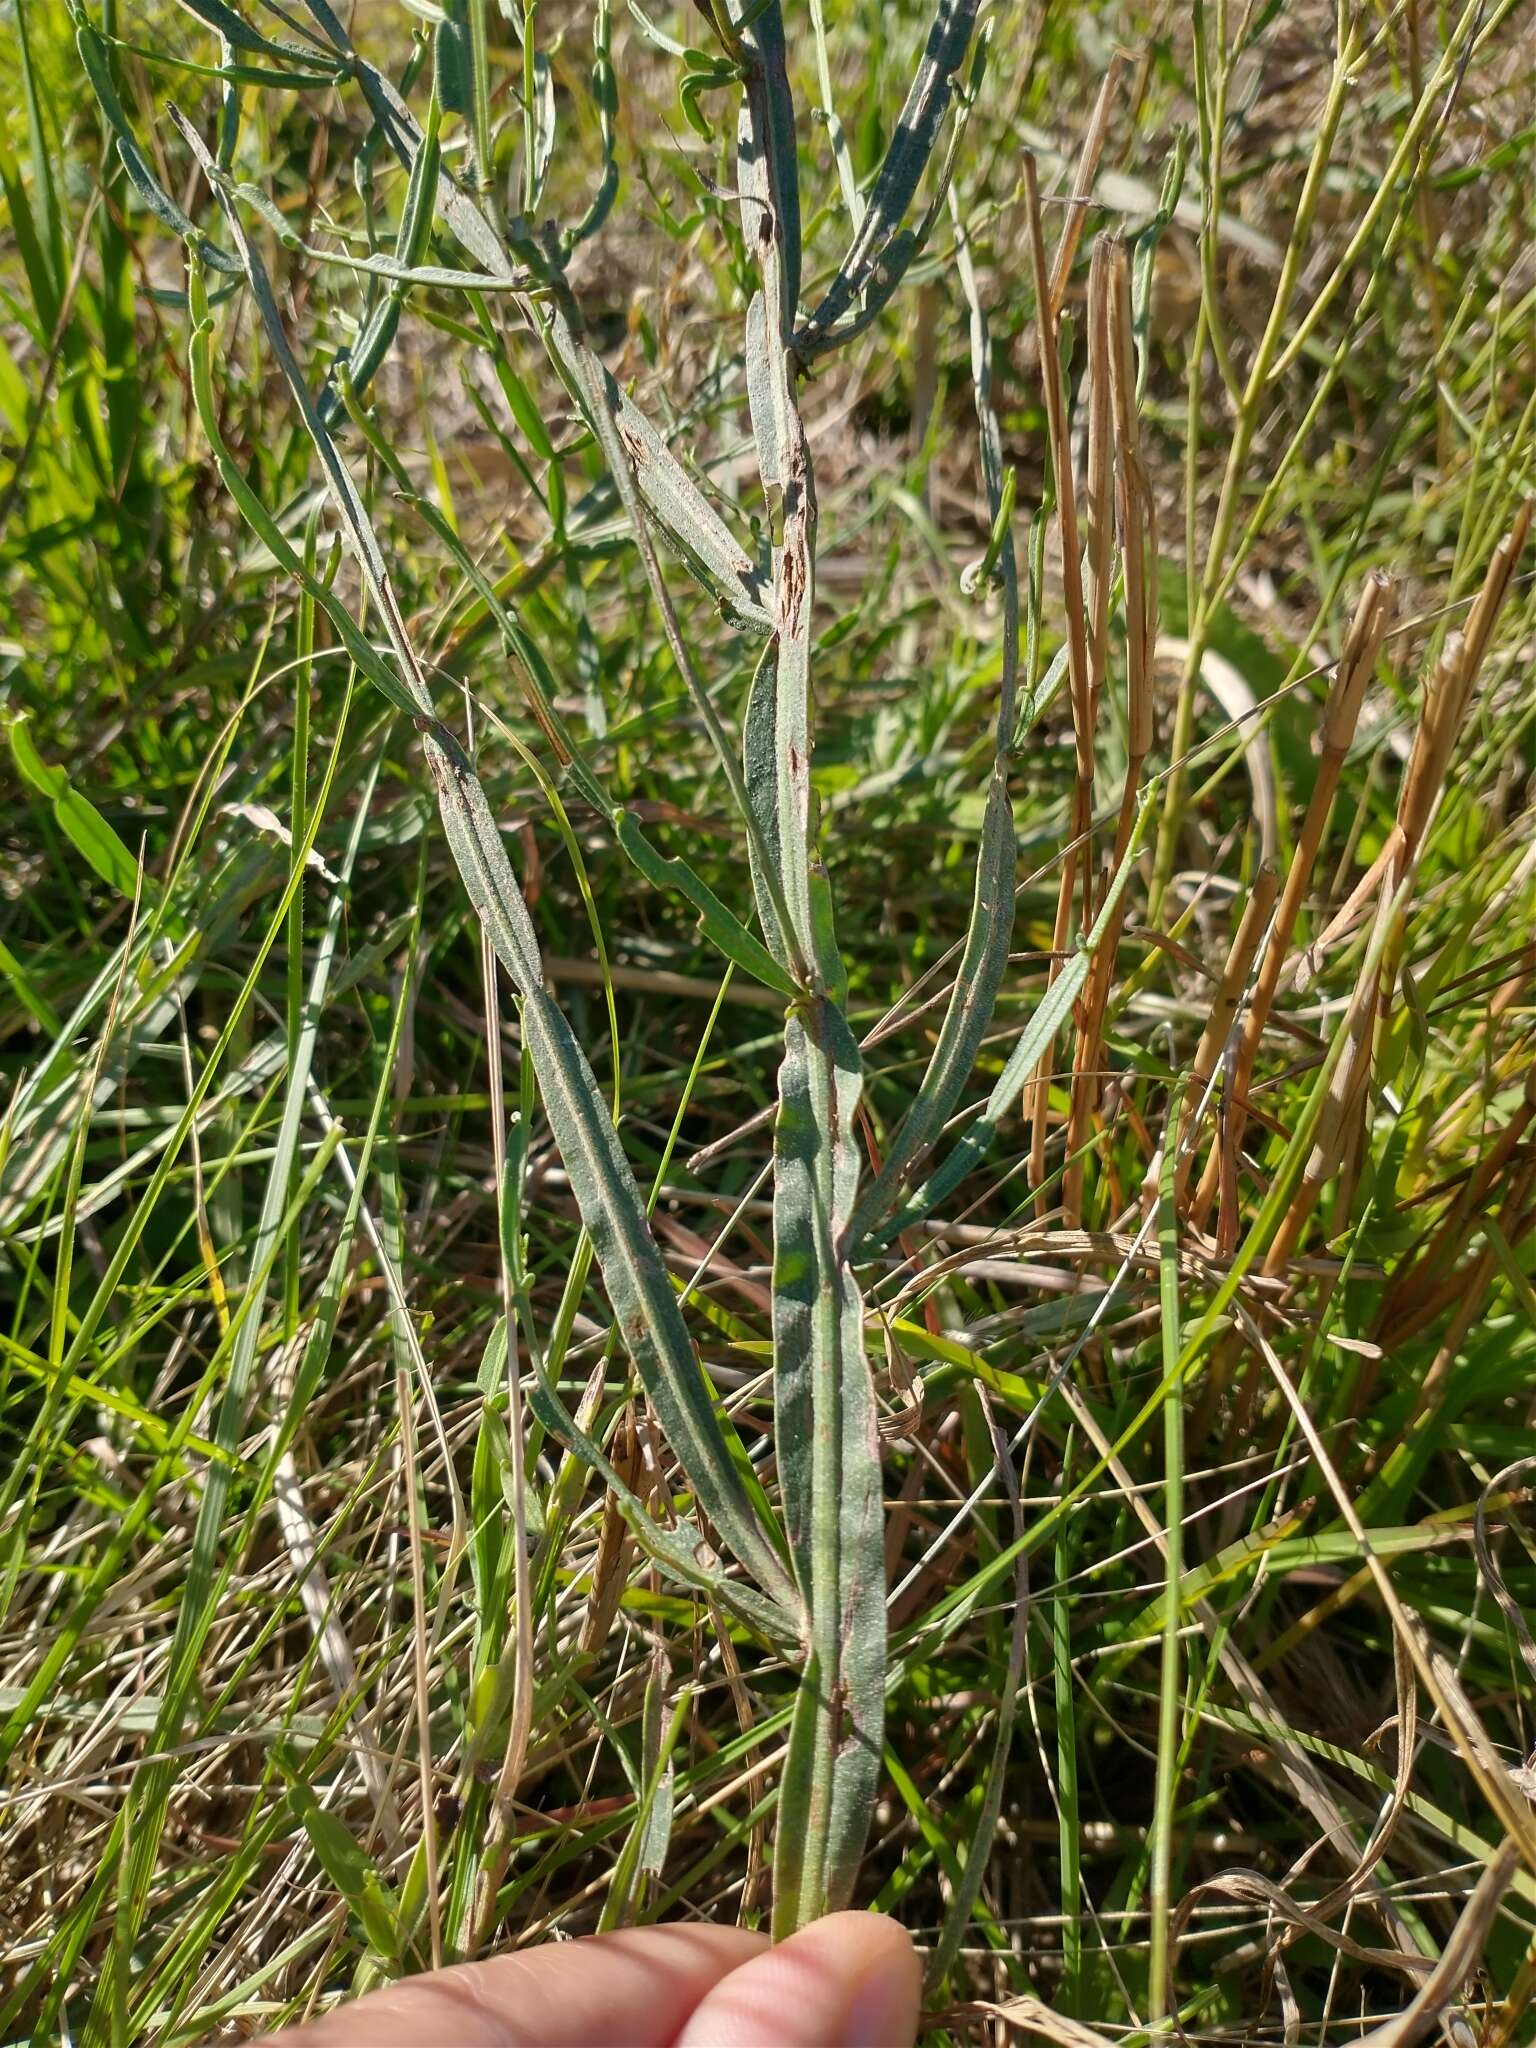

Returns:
1,0,1534,2041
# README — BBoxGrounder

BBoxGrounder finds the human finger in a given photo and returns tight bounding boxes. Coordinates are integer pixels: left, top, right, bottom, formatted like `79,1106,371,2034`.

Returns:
674,1911,922,2048
256,1921,767,2048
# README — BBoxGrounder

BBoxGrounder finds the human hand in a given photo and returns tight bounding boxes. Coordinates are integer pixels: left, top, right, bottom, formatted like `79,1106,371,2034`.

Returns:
256,1911,921,2047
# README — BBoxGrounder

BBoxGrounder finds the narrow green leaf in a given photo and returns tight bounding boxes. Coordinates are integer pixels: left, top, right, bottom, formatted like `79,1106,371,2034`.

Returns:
850,773,1014,1238
14,0,64,318
75,16,242,271
569,0,619,247
0,935,62,1037
281,1774,404,1960
597,1680,689,1930
0,144,60,341
615,812,797,997
771,1001,885,1934
435,9,472,116
7,715,142,900
871,791,1153,1248
847,201,1019,1236
171,0,324,65
795,0,983,360
490,350,557,462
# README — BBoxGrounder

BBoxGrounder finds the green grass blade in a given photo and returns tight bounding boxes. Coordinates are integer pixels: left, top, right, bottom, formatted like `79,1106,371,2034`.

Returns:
869,791,1152,1248
795,0,982,361
1149,1104,1187,2019
925,1392,1027,1990
78,711,368,2040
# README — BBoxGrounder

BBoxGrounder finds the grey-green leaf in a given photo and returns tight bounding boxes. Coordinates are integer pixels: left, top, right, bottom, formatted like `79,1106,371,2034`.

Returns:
615,812,797,998
183,118,800,1626
770,1001,885,1934
795,0,982,361
174,0,326,65
76,18,241,272
291,9,773,629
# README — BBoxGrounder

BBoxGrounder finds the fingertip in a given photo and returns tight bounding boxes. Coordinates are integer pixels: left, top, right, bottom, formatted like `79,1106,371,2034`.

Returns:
675,1910,921,2047
822,1914,923,2048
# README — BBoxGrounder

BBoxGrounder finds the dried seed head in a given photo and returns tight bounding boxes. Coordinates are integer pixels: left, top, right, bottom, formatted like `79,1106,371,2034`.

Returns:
1462,500,1531,682
1048,54,1126,316
1323,570,1394,753
1192,864,1280,1088
1397,630,1465,861
1106,241,1156,759
1083,237,1116,711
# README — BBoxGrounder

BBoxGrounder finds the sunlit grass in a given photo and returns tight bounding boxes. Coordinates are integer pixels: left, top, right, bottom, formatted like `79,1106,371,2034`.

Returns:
2,1,1534,2042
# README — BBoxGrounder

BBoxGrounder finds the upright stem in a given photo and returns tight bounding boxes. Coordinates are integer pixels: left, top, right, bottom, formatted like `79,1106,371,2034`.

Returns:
1148,35,1358,919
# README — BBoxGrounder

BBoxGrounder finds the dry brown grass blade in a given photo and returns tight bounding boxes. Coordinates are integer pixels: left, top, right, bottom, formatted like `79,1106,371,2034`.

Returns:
1333,514,1528,1234
892,1222,1294,1302
1314,504,1531,958
1351,1841,1521,2047
1021,154,1092,780
1461,498,1532,677
1109,238,1155,834
579,1410,642,1656
1060,238,1162,1226
1189,572,1394,1230
1376,1063,1536,1349
1081,237,1115,746
1172,863,1278,1211
1306,1633,1418,1926
1261,889,1394,1278
1383,1142,1536,1432
1046,53,1125,318
947,1994,1120,2046
1395,514,1530,865
1170,1868,1436,1989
